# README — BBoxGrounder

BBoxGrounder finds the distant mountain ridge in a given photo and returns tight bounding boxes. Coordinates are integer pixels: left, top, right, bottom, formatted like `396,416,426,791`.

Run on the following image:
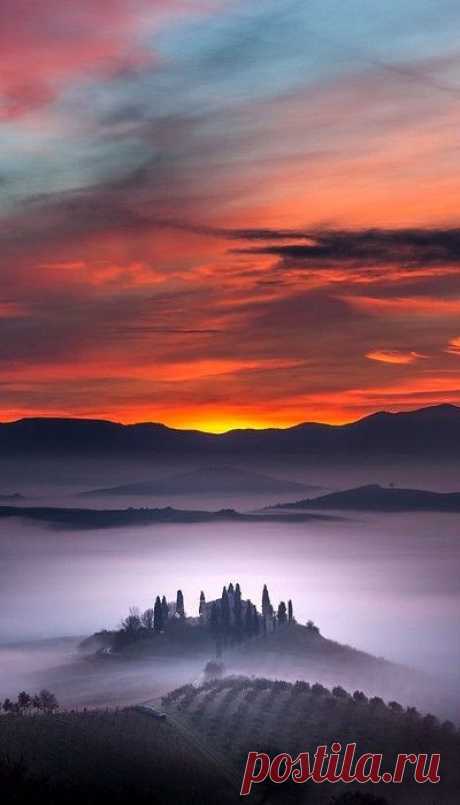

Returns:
1,403,459,459
81,465,312,497
274,483,460,512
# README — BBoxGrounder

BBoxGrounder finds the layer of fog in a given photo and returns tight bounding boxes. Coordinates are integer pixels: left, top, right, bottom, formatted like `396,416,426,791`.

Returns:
1,511,460,667
1,455,459,715
2,455,460,506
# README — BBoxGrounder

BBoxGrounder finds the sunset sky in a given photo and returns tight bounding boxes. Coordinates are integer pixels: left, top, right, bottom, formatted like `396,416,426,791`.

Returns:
2,0,460,431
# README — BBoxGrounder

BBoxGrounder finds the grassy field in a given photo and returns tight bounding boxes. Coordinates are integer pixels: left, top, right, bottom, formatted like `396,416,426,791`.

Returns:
0,708,239,804
161,675,460,804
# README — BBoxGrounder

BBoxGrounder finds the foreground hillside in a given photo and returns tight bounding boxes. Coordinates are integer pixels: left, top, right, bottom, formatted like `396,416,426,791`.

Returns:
2,676,458,804
0,709,237,805
162,674,460,803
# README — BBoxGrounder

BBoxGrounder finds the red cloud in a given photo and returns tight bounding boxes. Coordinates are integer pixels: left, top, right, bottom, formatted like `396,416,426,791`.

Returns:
0,0,207,119
341,296,460,317
366,350,426,365
447,337,460,355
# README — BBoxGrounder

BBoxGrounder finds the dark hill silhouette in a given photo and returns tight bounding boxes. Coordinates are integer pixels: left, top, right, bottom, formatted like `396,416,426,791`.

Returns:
0,709,236,805
81,465,312,497
0,504,334,529
274,483,460,512
0,404,459,459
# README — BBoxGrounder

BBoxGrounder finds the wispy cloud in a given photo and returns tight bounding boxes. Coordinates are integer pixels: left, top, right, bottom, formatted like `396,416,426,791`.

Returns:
342,296,460,317
366,350,426,365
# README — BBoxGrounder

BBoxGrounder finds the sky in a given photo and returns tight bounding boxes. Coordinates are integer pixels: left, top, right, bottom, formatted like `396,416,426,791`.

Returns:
2,0,460,432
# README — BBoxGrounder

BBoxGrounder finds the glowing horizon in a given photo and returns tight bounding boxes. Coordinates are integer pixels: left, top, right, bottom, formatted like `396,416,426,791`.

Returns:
0,399,458,435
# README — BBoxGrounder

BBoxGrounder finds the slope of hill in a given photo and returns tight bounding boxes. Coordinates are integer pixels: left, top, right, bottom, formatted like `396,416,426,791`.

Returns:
80,621,458,720
1,404,460,459
0,709,237,805
81,465,311,497
225,623,458,719
273,484,460,512
161,674,460,803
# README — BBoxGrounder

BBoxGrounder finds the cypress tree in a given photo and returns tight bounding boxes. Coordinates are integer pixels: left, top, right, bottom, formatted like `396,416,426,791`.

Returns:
252,604,260,635
288,599,293,624
228,582,234,595
245,599,253,637
234,582,243,641
176,589,185,618
262,584,271,619
221,586,231,639
199,591,206,618
153,596,163,633
161,595,169,624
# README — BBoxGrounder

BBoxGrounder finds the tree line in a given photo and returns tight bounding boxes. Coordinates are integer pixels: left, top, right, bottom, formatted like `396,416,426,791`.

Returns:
1,689,59,715
117,582,297,654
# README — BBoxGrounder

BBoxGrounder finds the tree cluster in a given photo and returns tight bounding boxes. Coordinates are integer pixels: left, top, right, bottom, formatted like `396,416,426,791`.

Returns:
116,583,297,652
1,689,59,715
120,590,186,642
201,583,297,657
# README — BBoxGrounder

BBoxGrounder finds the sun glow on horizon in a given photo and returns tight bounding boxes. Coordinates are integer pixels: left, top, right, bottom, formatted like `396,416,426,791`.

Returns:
171,415,281,434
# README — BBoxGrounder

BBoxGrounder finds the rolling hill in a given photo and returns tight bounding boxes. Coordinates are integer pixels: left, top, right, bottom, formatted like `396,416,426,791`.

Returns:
80,465,311,497
80,620,458,720
273,484,460,512
225,622,458,719
161,674,460,804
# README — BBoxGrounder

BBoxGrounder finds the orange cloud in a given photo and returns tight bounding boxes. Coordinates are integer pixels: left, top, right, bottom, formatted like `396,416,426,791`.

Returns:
447,337,460,355
342,296,460,317
366,350,425,365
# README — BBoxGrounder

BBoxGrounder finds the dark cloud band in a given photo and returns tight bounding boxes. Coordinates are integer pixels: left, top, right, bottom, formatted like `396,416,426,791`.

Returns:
229,227,460,268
